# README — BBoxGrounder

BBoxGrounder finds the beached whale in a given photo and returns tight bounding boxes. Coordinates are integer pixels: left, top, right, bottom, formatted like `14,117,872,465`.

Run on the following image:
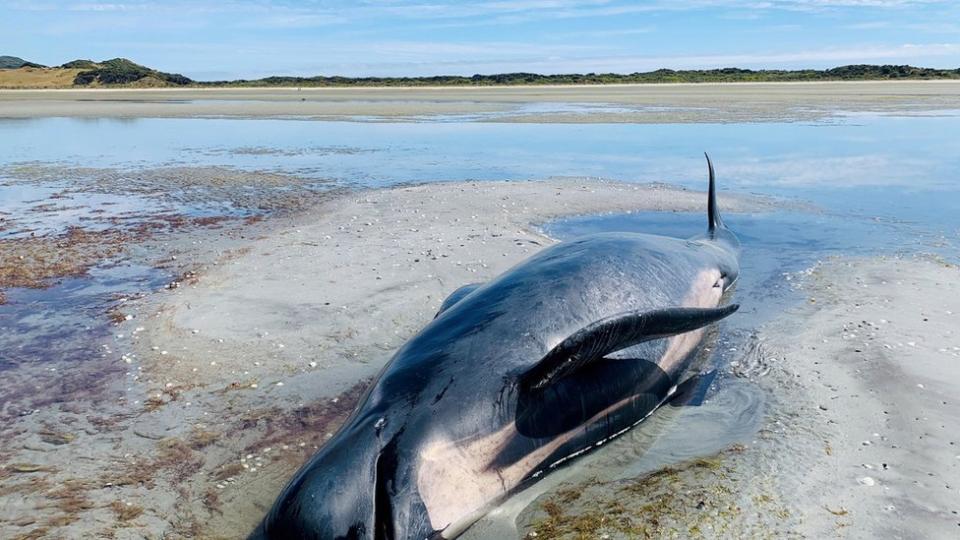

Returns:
251,155,740,540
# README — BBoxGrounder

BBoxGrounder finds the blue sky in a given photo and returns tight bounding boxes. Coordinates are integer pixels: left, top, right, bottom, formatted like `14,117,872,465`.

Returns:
3,1,959,80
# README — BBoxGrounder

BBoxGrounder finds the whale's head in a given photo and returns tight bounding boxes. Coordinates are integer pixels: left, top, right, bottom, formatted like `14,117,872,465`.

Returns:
706,242,740,295
693,153,741,294
250,413,434,540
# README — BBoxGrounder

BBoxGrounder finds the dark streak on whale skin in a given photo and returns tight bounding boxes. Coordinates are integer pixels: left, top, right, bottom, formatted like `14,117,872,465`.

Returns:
251,154,741,540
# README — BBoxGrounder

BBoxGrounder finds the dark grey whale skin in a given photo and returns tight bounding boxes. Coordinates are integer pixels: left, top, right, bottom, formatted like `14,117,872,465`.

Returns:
251,157,740,540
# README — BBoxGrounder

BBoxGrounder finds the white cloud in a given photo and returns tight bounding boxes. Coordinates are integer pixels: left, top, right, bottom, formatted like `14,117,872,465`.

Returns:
238,13,346,29
361,0,949,20
67,3,137,11
641,42,960,68
844,21,892,29
156,39,959,78
313,42,960,75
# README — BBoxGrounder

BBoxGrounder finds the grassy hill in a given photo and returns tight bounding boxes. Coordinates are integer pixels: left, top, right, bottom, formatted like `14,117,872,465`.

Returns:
60,59,100,69
0,57,192,88
71,58,192,86
0,55,45,69
1,55,959,89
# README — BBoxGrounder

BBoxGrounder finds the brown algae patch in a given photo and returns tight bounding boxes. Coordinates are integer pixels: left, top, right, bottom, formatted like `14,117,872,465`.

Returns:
110,500,145,521
0,379,370,539
236,380,370,455
2,163,336,212
524,446,797,539
0,165,343,538
0,228,127,289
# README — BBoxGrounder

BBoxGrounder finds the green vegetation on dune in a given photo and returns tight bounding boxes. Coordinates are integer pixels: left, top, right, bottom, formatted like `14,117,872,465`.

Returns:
60,59,99,69
1,55,193,87
2,54,959,88
0,55,46,69
211,64,960,87
72,58,192,86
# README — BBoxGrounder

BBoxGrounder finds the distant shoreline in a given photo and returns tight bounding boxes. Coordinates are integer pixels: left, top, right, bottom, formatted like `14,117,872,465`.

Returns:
1,59,959,90
5,79,960,91
3,81,960,123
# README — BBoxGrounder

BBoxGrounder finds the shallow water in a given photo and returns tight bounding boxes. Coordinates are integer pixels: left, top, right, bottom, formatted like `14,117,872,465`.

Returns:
1,113,957,184
4,113,960,230
0,262,168,370
0,182,241,239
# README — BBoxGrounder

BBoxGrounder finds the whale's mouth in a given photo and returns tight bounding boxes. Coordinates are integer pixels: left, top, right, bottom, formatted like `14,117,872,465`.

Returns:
374,437,400,540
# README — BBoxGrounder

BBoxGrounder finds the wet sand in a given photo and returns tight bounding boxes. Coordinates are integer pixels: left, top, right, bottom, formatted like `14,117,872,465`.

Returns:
759,256,960,538
3,81,960,122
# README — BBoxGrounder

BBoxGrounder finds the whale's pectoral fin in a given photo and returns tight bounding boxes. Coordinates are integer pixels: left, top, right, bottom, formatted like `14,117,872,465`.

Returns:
669,369,718,407
514,356,671,439
520,305,739,393
434,283,484,318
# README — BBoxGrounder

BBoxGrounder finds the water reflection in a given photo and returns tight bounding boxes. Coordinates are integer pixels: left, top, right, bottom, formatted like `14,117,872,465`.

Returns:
2,114,960,232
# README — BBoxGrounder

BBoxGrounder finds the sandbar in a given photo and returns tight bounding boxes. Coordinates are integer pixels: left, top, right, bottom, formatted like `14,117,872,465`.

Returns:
3,81,960,123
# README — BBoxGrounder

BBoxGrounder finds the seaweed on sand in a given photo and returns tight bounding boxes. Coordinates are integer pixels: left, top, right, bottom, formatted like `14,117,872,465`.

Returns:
527,448,793,540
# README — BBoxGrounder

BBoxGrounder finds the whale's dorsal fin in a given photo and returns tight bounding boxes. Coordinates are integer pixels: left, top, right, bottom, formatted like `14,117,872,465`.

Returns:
519,305,738,392
434,283,483,318
706,152,722,233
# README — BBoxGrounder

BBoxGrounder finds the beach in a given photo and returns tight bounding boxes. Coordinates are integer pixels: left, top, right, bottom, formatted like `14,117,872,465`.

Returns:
760,256,960,538
3,81,960,122
1,87,959,539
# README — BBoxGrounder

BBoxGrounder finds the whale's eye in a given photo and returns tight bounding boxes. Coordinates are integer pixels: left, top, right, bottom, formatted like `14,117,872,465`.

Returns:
713,272,727,289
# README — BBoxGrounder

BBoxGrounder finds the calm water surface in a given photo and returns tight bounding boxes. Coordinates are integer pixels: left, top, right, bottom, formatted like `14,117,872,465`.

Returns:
3,114,960,232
